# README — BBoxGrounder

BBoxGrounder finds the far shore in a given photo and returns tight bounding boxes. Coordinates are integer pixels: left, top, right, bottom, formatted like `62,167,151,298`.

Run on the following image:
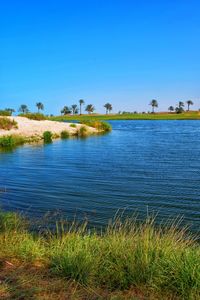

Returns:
50,110,200,121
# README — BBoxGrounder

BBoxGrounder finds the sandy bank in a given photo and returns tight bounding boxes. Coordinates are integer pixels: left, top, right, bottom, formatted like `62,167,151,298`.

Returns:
0,117,97,138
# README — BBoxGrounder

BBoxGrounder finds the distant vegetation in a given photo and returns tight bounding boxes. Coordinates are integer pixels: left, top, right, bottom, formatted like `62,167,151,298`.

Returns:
0,99,198,119
18,104,29,114
104,102,112,114
149,99,158,113
0,211,199,299
18,112,46,121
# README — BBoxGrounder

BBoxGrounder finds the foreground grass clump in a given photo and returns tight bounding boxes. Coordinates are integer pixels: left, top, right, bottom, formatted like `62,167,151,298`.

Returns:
0,117,18,130
0,212,199,299
0,135,25,148
19,113,46,121
81,119,112,132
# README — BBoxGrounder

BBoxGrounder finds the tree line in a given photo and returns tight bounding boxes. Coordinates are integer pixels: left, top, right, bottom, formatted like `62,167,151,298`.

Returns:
61,100,113,115
149,99,194,113
1,99,195,116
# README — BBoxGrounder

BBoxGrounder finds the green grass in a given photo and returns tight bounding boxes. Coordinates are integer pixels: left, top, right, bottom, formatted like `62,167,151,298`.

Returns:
0,211,199,299
0,135,26,148
50,111,200,121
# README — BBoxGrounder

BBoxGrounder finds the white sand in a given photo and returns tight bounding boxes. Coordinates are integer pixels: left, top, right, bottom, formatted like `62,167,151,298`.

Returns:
0,117,97,138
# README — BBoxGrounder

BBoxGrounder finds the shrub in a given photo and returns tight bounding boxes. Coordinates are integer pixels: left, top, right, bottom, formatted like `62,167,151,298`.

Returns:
61,130,70,139
81,120,112,132
19,113,46,121
0,117,18,130
0,135,25,148
43,131,53,143
69,123,77,128
77,126,88,137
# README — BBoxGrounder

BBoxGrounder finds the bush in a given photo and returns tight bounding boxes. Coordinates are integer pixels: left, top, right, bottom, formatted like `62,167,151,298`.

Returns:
77,126,88,137
61,130,70,139
81,120,112,132
0,117,18,130
0,135,25,148
43,131,53,143
19,113,46,121
69,123,77,128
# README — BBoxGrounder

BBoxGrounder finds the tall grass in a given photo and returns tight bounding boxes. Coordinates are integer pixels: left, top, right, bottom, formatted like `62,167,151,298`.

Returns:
81,120,112,132
0,135,25,148
0,211,199,299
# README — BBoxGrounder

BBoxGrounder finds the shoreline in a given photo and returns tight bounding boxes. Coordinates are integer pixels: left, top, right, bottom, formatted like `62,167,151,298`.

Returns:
0,116,97,140
50,111,200,121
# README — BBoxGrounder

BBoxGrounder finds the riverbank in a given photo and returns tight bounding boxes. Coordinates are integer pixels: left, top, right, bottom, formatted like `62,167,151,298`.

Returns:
0,211,199,299
0,117,112,148
50,111,200,121
0,117,97,139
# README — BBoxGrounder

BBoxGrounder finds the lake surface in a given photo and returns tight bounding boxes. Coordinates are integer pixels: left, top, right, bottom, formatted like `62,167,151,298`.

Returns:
0,121,200,232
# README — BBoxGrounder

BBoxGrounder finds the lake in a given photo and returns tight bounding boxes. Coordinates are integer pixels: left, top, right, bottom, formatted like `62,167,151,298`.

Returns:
0,120,200,232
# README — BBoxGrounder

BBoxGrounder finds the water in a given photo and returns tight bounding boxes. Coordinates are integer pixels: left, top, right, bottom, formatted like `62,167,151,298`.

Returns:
0,121,200,232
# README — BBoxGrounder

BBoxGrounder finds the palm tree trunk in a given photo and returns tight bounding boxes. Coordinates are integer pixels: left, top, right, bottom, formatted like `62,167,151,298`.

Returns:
188,104,189,111
152,106,154,113
80,104,81,115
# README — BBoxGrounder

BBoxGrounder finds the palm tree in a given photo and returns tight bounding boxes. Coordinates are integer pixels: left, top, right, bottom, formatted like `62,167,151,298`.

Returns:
149,99,158,113
36,102,44,113
79,99,85,115
5,108,15,115
71,104,78,115
61,106,71,115
19,104,29,114
186,100,194,111
85,104,95,114
175,101,184,114
178,101,184,109
168,106,174,112
104,103,112,114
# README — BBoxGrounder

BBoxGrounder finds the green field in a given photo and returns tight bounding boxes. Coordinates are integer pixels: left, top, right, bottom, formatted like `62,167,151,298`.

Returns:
50,111,200,122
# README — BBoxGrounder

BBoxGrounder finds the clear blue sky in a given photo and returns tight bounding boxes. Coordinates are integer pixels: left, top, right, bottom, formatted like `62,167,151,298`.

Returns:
0,0,200,114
